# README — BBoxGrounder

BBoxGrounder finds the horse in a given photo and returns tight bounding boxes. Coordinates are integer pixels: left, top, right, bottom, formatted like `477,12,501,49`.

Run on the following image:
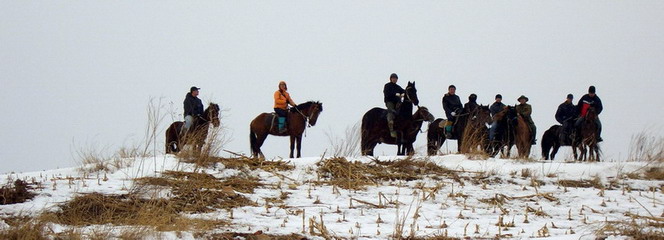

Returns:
488,106,517,158
575,106,601,161
513,110,532,158
249,101,323,158
541,124,580,160
165,103,221,154
361,81,426,156
426,105,492,155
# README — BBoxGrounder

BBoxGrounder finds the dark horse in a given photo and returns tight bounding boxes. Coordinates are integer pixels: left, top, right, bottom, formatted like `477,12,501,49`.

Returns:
427,105,492,155
541,125,580,160
165,103,221,154
250,101,323,158
575,106,601,161
361,82,431,156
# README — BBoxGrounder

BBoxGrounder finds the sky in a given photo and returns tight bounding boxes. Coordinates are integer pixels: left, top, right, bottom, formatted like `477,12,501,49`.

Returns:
1,1,663,173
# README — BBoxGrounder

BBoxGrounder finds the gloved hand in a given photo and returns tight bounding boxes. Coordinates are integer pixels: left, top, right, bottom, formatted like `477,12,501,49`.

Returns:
451,112,457,117
395,93,404,98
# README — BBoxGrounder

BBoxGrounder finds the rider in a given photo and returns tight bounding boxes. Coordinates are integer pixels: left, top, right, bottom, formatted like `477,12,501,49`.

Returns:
555,94,576,144
442,85,463,139
183,86,204,133
576,86,603,141
515,95,537,145
274,81,297,133
464,93,479,114
383,73,405,138
489,94,506,141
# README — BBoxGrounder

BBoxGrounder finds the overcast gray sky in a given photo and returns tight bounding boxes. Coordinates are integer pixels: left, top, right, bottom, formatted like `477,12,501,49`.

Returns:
2,1,663,173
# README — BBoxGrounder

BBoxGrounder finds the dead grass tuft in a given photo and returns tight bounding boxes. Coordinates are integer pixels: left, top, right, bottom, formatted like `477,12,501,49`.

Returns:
316,157,457,190
43,192,228,231
0,180,37,205
644,167,664,180
558,178,603,189
207,232,310,240
204,156,295,172
134,170,258,212
0,218,48,240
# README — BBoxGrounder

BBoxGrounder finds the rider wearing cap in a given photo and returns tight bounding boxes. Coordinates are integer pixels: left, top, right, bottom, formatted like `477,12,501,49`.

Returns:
442,85,463,138
183,86,204,132
516,95,536,145
576,86,603,141
274,81,297,133
383,73,405,138
489,94,506,141
555,94,576,143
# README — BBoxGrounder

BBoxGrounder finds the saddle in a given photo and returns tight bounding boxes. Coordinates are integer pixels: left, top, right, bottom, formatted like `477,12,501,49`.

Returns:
267,113,288,132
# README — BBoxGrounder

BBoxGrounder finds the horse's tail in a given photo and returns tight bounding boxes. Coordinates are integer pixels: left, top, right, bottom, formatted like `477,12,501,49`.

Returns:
541,127,556,160
250,128,258,157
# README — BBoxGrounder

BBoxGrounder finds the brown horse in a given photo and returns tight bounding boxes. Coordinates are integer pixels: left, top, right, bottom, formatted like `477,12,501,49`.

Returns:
250,101,323,158
513,113,532,158
575,107,601,161
361,81,423,156
488,106,532,158
427,105,491,155
165,103,220,154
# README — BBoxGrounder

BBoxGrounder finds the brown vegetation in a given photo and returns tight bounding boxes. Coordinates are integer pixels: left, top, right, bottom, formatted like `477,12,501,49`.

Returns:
0,180,36,205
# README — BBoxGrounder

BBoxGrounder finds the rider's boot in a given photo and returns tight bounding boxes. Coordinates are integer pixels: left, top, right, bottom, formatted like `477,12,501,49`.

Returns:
388,120,397,138
278,117,287,133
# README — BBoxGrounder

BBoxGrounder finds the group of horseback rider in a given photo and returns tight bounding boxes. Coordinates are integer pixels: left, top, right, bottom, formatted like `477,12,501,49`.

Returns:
555,86,603,144
181,75,602,148
182,81,298,135
380,73,602,146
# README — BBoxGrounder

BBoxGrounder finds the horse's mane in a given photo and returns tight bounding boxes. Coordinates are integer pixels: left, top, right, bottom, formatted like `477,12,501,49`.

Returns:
291,101,323,113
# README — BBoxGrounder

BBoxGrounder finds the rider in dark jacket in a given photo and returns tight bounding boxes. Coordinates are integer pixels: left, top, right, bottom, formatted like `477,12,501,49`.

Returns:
555,94,576,143
489,94,506,141
383,73,405,138
183,86,204,132
576,86,603,141
463,93,479,114
441,85,462,138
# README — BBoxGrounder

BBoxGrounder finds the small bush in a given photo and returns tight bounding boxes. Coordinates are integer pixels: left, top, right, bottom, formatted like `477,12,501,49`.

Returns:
0,180,36,205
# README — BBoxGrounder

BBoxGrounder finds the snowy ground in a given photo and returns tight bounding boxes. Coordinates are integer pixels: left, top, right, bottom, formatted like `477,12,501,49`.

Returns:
1,154,662,239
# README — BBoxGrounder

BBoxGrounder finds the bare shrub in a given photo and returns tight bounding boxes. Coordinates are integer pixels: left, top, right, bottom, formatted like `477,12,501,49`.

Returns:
326,122,361,157
176,106,231,169
627,129,664,180
627,129,664,163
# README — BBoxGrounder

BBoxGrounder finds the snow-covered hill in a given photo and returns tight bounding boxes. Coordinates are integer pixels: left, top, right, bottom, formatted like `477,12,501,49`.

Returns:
1,154,662,239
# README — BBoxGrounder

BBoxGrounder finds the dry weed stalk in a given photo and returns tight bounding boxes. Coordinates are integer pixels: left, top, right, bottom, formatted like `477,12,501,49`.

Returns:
326,122,361,157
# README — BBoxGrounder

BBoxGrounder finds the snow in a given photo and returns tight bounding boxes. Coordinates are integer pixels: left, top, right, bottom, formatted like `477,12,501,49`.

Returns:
1,154,662,239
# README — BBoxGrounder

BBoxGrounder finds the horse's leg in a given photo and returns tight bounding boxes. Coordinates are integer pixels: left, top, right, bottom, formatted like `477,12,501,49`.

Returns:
296,135,302,158
289,136,295,158
255,133,268,159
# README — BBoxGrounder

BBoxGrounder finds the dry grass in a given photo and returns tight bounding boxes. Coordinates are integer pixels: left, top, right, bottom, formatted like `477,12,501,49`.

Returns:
207,232,309,239
0,180,36,205
43,192,228,231
134,170,258,213
203,156,295,172
558,178,603,189
595,217,664,240
0,217,48,240
316,157,457,190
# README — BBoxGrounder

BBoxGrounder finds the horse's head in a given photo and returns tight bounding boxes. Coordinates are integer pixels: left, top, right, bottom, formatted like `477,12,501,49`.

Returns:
206,103,221,127
404,81,419,106
585,106,598,122
476,105,492,125
296,101,323,126
415,106,435,122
